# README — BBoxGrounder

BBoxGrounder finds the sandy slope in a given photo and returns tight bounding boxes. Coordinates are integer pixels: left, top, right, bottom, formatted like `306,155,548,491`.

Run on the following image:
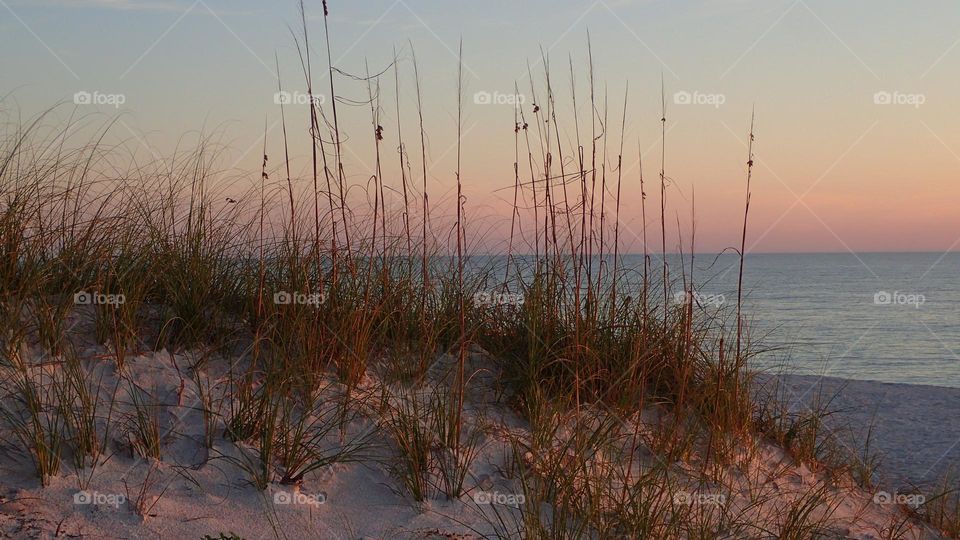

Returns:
0,345,950,539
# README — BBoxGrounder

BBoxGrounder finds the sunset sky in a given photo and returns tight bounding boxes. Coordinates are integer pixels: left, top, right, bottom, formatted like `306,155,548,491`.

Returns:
3,0,959,254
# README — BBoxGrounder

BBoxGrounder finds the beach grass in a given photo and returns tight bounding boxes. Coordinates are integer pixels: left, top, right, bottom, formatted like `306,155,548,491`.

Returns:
0,5,956,537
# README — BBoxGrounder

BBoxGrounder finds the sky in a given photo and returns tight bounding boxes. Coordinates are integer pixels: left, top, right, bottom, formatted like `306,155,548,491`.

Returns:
2,0,960,254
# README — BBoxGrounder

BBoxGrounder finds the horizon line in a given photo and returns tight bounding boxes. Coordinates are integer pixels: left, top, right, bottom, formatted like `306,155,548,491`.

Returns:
462,250,960,257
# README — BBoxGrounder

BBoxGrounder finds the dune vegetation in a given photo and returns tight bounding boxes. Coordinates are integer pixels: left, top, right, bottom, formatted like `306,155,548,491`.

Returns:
0,3,957,538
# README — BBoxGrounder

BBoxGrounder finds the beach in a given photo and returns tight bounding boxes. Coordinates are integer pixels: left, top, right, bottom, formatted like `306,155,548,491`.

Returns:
0,342,953,539
4,1,960,535
774,374,960,489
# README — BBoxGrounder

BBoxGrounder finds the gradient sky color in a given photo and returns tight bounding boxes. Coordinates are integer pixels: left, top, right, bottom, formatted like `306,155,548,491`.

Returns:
3,0,960,254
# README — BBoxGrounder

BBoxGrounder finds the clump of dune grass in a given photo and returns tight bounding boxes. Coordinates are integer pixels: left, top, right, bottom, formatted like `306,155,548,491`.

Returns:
57,347,119,485
0,360,66,485
919,470,960,538
380,376,485,504
125,380,164,461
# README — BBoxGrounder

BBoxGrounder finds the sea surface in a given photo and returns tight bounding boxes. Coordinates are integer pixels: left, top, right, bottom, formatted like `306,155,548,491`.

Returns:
639,252,960,389
474,252,960,389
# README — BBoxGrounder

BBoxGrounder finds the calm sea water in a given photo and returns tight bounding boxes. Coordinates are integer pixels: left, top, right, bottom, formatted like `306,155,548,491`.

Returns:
635,252,960,389
470,252,960,388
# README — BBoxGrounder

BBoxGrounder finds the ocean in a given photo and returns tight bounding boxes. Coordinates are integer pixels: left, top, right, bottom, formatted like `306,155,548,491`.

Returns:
452,250,959,389
642,252,960,389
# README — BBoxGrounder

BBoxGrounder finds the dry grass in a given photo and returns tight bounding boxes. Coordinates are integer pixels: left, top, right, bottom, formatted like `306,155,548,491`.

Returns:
0,4,953,537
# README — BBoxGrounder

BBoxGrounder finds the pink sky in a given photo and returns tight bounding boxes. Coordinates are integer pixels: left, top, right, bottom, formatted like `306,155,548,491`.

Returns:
4,0,960,253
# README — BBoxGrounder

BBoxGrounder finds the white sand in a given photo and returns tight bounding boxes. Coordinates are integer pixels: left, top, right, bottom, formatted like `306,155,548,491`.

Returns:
0,344,952,539
771,374,960,489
